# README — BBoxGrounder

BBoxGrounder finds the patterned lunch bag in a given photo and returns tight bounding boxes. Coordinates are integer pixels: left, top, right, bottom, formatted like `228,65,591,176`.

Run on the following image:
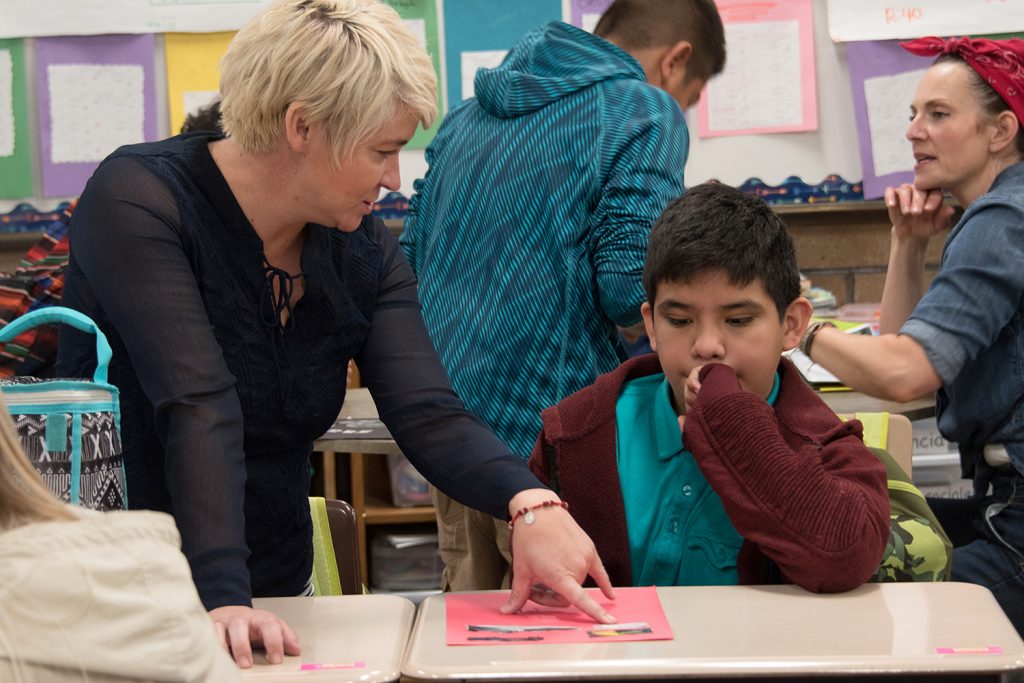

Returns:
0,307,126,510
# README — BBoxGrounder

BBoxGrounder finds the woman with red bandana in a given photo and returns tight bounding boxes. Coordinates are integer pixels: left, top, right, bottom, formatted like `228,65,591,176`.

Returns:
802,37,1024,633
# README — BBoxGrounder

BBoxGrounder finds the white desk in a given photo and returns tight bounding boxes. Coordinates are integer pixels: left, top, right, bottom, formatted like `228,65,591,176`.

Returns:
243,595,414,682
402,583,1024,681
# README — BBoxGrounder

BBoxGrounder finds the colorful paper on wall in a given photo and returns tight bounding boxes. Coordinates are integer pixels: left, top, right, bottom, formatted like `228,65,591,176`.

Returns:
0,0,272,39
384,0,442,148
567,0,613,33
443,0,561,112
697,0,817,138
165,32,233,135
826,0,1024,42
445,587,673,646
847,40,934,199
35,34,158,198
0,38,32,199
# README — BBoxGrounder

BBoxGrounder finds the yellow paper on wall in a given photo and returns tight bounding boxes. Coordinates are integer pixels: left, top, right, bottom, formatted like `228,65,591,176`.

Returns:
164,32,234,136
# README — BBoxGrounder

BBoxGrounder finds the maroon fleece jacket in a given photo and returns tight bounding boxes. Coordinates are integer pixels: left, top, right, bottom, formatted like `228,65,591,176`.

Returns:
528,354,889,592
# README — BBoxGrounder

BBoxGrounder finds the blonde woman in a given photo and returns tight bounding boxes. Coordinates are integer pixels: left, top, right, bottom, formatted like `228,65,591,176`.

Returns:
0,399,240,681
57,0,615,668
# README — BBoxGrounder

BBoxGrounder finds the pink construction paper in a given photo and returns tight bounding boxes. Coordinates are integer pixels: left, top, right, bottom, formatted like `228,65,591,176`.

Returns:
446,586,673,646
299,662,366,670
697,0,817,137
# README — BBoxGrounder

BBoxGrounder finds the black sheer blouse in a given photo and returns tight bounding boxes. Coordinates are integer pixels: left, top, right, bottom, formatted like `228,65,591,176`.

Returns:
57,134,540,609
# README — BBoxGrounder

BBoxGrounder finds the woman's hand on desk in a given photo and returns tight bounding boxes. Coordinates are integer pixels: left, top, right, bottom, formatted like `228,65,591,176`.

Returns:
501,489,617,624
209,605,301,668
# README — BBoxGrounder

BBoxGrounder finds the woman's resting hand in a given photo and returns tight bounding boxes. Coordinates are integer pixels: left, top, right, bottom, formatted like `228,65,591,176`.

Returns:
209,605,301,669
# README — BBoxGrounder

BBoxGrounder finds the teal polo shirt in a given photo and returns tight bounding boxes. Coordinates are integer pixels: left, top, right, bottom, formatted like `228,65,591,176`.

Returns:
615,372,780,586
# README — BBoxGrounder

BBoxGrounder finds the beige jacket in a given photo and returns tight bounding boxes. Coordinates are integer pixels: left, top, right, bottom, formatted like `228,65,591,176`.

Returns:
0,509,241,682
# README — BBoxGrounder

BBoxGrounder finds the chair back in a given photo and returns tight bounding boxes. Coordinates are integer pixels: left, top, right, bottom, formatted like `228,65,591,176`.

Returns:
838,412,913,477
309,497,363,596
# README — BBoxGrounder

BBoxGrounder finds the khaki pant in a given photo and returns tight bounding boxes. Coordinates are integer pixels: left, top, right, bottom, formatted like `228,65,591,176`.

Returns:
431,485,512,590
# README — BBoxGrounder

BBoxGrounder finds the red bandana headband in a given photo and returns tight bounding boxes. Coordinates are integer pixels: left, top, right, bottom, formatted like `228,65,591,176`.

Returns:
901,36,1024,125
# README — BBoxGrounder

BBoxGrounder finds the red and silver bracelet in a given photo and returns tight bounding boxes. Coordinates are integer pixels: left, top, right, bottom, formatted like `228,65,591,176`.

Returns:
508,500,569,530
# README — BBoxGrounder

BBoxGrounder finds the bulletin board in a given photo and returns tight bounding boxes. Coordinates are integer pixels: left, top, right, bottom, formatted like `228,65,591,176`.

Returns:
6,0,1024,203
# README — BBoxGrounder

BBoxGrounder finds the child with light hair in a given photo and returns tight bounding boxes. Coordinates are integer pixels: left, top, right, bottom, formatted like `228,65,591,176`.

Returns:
0,397,240,681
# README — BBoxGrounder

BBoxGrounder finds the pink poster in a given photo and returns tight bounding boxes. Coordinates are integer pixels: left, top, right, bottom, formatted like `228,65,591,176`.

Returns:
697,0,817,137
446,586,673,646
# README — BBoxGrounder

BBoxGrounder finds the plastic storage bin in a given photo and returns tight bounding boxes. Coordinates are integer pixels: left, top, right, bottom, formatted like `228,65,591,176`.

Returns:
387,452,431,507
913,452,973,499
911,418,971,499
370,532,443,591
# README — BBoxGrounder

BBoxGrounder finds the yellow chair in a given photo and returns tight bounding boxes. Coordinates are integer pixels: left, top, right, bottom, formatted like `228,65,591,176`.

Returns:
839,412,913,477
309,497,363,595
839,412,951,582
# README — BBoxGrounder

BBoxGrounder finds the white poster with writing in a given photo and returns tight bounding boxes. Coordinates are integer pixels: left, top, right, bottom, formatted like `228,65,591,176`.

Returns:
460,50,507,101
697,0,817,137
863,68,927,177
827,0,1024,42
0,0,273,38
0,50,13,157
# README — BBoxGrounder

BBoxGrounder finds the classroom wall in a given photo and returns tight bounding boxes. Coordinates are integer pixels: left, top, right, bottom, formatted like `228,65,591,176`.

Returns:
687,0,861,188
1,0,865,213
371,0,868,198
400,1,863,200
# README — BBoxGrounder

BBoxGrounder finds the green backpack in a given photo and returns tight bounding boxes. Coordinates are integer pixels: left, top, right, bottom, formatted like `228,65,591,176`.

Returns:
853,413,952,583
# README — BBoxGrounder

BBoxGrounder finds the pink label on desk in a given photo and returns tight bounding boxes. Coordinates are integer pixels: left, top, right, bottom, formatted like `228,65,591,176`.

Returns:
936,646,1004,655
299,662,366,670
446,586,673,646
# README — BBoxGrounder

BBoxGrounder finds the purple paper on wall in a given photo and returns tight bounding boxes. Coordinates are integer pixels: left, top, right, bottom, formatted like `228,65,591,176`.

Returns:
847,40,934,199
35,34,157,198
568,0,613,31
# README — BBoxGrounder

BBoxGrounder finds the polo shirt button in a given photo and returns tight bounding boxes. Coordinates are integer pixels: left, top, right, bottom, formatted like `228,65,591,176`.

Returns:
669,520,680,534
682,485,693,496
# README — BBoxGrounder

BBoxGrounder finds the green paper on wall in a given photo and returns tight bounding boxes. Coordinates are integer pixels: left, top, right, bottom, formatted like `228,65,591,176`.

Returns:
385,0,442,150
0,38,32,198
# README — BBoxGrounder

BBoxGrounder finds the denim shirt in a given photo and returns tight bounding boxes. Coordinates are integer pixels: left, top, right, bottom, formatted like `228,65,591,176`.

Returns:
901,161,1024,474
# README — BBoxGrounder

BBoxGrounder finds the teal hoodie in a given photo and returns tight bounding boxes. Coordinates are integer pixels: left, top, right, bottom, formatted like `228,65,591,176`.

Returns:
402,21,689,459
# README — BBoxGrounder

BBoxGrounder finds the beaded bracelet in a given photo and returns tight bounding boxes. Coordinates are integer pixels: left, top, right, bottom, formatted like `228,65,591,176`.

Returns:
799,320,836,358
508,500,569,530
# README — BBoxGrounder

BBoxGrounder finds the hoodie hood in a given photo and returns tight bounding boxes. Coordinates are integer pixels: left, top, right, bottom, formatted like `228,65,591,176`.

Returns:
475,21,646,118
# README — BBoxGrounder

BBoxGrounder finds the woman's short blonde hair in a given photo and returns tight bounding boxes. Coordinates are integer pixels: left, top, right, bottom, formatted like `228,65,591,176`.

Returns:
220,0,437,165
0,398,73,530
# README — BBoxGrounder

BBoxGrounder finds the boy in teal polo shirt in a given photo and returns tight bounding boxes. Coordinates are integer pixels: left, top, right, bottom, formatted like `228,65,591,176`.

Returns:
529,183,949,590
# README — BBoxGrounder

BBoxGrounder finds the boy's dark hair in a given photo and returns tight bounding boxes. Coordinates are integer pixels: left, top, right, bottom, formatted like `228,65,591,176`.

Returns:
180,99,223,134
593,0,726,81
643,182,800,320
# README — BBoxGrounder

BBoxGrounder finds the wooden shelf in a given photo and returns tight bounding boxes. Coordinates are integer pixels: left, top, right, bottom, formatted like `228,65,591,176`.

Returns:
318,391,439,581
364,502,436,525
0,230,44,249
773,200,888,215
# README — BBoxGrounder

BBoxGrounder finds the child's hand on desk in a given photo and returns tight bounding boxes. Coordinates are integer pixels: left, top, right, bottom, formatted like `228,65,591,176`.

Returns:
209,605,301,668
501,489,617,624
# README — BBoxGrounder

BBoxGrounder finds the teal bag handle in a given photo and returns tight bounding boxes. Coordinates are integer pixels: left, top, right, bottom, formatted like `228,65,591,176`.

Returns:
0,307,112,385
